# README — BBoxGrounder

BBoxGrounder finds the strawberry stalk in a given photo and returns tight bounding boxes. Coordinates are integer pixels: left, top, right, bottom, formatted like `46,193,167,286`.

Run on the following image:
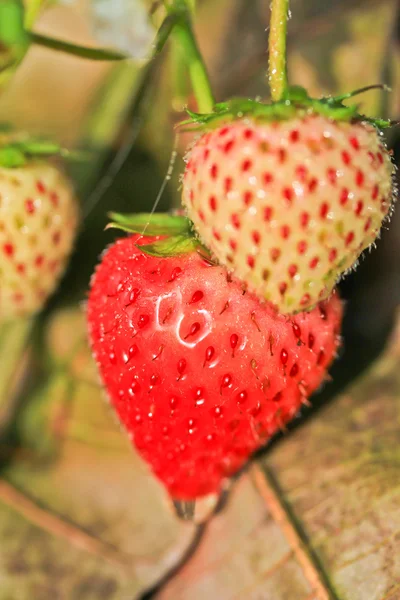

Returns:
268,0,289,101
170,1,195,111
166,0,215,113
171,37,190,111
173,22,214,112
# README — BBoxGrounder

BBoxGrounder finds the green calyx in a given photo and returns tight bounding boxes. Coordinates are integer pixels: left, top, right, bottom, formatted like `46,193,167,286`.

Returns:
107,212,192,236
179,85,395,131
107,212,211,259
0,132,85,168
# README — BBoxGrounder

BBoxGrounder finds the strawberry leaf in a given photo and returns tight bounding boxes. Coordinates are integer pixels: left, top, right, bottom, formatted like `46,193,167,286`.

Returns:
137,234,200,257
106,212,192,236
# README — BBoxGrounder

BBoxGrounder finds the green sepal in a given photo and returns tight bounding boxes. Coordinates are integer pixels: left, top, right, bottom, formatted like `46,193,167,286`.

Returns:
0,136,87,168
332,84,391,103
15,140,63,155
108,212,214,260
137,234,201,257
0,146,26,167
179,84,395,131
106,212,192,236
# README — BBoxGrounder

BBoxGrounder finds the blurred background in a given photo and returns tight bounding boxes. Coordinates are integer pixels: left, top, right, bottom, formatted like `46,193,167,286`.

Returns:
0,0,399,598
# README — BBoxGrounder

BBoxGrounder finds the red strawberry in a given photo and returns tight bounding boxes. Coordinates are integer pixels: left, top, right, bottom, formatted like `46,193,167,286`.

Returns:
182,115,394,313
0,160,79,320
87,233,342,500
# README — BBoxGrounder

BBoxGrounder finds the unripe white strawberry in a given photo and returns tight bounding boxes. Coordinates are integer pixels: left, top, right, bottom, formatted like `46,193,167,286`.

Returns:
182,115,394,313
0,161,79,320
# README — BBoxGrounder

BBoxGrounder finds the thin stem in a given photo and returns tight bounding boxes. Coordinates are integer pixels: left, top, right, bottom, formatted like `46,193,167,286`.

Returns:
29,32,127,61
167,0,214,113
173,20,214,112
170,34,190,111
268,0,289,102
170,0,195,111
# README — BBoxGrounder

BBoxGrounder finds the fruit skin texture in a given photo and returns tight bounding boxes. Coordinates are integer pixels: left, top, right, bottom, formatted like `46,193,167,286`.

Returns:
182,115,394,313
87,234,342,500
0,161,79,320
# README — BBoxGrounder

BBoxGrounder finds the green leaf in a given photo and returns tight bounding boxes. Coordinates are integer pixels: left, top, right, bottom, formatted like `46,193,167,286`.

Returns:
0,147,26,167
107,212,192,236
138,234,200,257
29,32,128,61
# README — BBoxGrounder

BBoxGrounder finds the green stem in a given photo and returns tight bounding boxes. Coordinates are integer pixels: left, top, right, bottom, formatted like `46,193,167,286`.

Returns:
173,21,214,113
170,0,195,111
29,32,127,61
268,0,289,101
170,39,190,111
167,0,214,113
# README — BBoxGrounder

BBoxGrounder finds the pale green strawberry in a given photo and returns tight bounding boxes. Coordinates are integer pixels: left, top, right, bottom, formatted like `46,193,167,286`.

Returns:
182,115,394,313
0,161,79,319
